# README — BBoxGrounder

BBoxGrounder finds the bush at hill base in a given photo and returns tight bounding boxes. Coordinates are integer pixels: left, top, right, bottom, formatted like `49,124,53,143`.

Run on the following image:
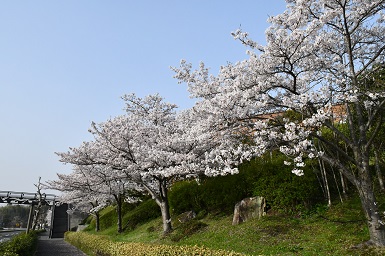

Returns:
85,198,161,233
65,231,246,256
169,153,324,216
168,161,259,216
252,153,324,214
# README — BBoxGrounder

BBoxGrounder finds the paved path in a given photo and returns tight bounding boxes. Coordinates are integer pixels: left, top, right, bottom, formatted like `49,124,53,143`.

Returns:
34,232,87,256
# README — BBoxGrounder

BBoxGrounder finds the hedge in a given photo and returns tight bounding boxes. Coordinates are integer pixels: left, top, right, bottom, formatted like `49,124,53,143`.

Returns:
65,231,246,256
0,231,38,256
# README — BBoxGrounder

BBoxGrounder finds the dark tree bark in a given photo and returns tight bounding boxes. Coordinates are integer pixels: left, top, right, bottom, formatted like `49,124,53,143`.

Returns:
114,193,124,233
321,145,385,246
356,170,385,246
95,212,100,232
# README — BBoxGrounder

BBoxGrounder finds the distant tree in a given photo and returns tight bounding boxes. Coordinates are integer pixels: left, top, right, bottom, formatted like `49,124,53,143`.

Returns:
59,189,109,232
31,177,45,230
173,0,385,246
0,205,29,228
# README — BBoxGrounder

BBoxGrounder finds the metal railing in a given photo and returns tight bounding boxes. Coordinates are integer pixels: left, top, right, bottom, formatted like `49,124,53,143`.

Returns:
0,191,57,206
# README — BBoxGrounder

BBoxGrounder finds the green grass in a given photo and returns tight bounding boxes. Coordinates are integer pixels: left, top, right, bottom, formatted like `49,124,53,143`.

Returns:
80,195,385,255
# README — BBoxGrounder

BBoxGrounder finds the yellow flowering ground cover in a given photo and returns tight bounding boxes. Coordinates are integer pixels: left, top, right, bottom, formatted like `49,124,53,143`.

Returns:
65,231,246,256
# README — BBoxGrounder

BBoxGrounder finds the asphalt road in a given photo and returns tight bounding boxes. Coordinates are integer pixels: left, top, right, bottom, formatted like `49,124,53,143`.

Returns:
0,229,24,243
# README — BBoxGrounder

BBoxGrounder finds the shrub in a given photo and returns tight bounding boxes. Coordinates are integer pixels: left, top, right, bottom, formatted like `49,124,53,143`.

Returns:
122,199,161,231
252,152,323,214
85,200,143,232
168,180,203,215
80,214,93,225
0,231,38,256
199,173,253,214
170,220,208,242
65,231,245,255
99,206,117,230
169,164,259,216
169,152,323,216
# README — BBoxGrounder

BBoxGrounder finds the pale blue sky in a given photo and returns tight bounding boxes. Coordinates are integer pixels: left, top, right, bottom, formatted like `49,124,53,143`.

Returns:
0,1,286,194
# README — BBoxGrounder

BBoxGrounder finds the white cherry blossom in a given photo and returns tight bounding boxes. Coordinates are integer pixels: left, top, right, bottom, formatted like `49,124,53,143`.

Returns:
173,0,385,246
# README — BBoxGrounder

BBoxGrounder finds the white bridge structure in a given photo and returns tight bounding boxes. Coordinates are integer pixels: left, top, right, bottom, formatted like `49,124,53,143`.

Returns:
0,191,69,238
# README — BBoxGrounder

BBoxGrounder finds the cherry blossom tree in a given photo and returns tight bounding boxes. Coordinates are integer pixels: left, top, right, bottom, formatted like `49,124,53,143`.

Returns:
47,172,109,232
59,189,108,232
56,94,221,234
46,165,136,233
173,0,385,246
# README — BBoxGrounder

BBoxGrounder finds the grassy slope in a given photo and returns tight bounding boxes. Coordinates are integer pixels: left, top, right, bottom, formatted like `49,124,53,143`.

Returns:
84,196,385,256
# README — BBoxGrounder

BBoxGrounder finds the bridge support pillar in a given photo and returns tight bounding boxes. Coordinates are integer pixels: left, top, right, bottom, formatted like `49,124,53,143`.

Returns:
26,204,34,234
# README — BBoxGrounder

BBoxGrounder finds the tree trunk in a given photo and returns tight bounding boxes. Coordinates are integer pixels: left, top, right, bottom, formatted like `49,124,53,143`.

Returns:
90,201,100,232
319,158,331,206
355,153,385,246
32,177,43,230
332,167,343,203
374,149,385,191
356,179,385,246
158,179,172,234
340,170,348,196
32,202,43,230
143,178,173,234
320,150,385,246
159,200,172,234
95,212,100,232
115,194,123,233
